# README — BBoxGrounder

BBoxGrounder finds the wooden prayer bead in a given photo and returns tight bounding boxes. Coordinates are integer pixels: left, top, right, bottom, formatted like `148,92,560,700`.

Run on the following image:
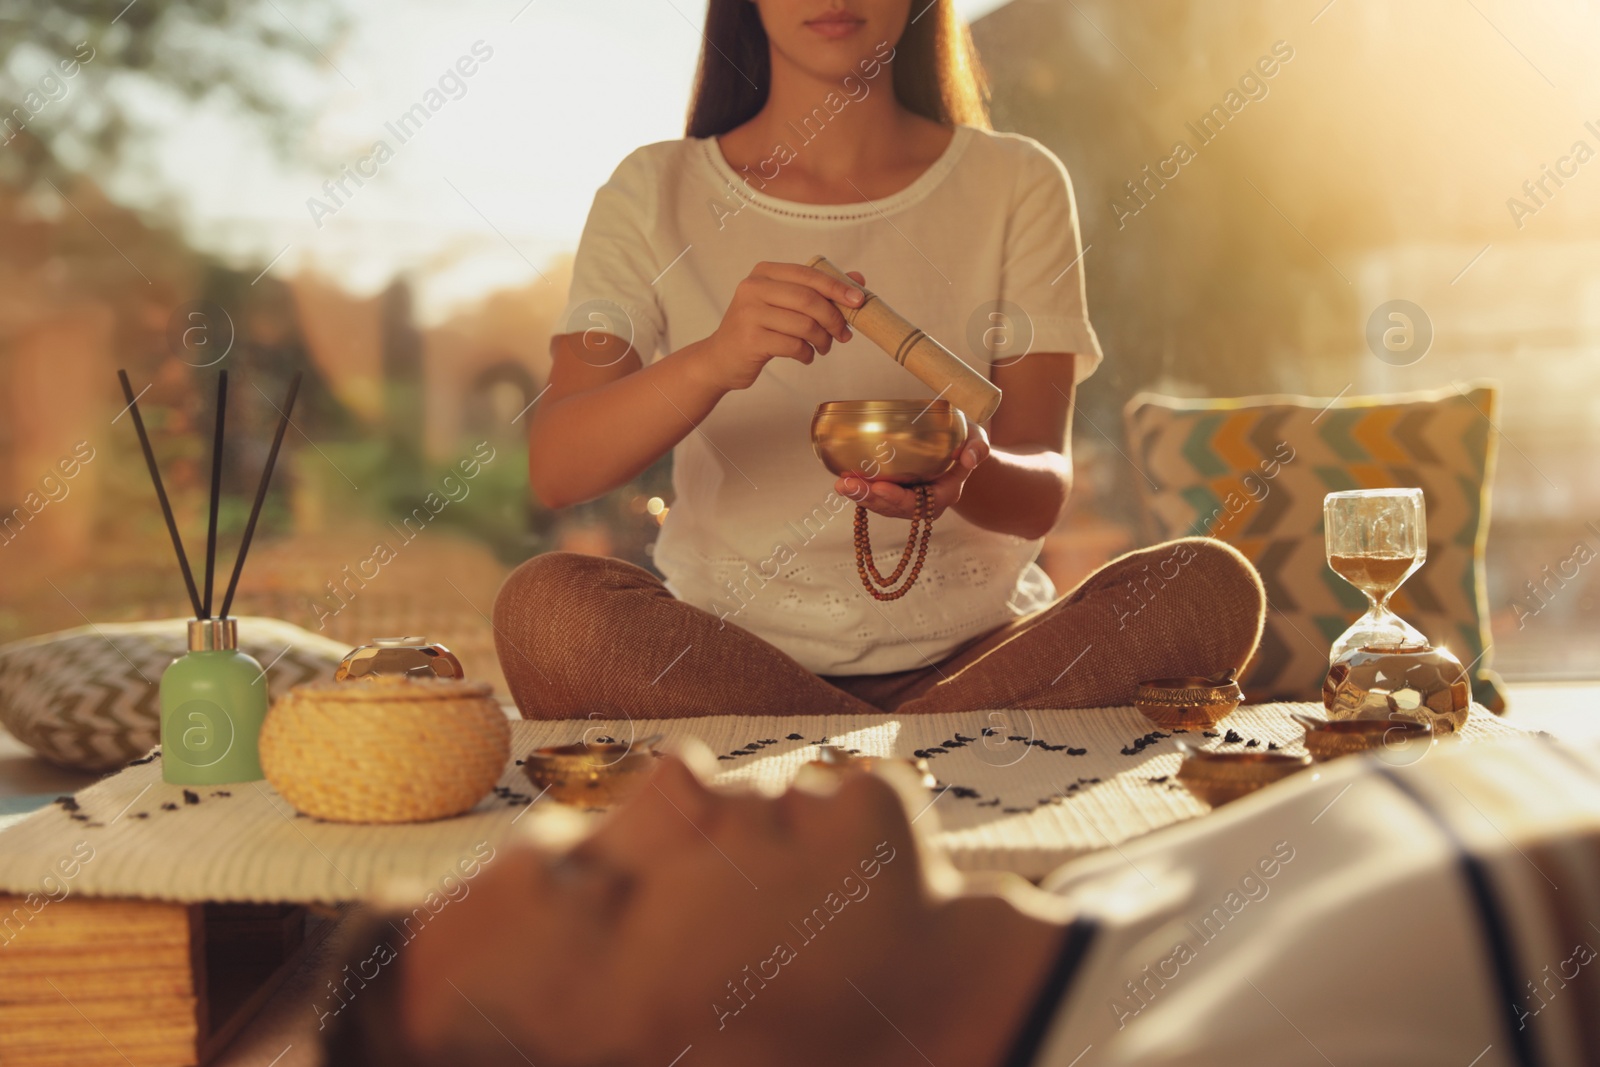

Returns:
853,485,934,601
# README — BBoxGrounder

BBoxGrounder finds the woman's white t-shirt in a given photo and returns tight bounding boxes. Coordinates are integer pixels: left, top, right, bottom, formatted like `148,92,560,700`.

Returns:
557,124,1103,676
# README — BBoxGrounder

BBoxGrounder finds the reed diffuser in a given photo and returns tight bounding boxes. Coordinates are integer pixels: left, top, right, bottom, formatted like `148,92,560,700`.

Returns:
118,368,301,785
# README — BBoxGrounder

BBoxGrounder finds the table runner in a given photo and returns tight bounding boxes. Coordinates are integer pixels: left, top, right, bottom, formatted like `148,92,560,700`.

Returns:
0,703,1520,901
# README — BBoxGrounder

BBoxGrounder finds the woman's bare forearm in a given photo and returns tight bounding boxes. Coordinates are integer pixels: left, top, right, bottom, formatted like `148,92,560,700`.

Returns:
528,264,864,510
952,446,1072,540
527,339,726,509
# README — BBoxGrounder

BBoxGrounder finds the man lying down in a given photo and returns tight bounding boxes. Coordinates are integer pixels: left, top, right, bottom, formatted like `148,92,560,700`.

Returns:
325,735,1600,1066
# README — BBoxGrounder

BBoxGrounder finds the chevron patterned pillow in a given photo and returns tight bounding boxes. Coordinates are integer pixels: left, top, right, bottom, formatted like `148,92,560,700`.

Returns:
1124,383,1504,710
0,618,350,772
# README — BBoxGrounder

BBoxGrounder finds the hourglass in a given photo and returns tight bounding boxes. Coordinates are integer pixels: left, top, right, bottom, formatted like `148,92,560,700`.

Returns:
1324,488,1430,661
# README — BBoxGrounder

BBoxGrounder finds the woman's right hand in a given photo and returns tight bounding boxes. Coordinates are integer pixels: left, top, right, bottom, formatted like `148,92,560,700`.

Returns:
692,261,866,391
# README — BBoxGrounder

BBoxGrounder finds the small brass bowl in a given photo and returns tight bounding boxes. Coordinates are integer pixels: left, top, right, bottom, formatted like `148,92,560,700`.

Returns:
1293,713,1434,763
1175,746,1311,807
1134,671,1243,730
806,745,937,789
811,400,968,485
523,741,658,808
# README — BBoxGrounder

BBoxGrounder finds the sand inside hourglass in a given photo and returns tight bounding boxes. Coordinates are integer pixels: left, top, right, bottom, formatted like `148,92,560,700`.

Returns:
1327,553,1416,596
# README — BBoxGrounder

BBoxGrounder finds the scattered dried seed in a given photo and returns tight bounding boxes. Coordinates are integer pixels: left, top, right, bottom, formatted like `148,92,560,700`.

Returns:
161,802,178,811
1121,730,1170,756
1223,729,1245,744
182,790,200,805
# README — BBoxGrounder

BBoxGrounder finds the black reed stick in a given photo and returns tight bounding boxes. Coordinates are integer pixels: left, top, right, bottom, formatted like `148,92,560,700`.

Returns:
219,373,301,620
118,370,204,619
202,371,228,618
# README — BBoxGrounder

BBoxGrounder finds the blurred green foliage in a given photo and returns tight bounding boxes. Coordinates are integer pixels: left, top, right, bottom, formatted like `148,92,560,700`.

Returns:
0,0,343,190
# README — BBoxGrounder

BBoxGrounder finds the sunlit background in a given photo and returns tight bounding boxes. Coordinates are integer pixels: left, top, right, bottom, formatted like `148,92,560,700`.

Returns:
3,0,1597,692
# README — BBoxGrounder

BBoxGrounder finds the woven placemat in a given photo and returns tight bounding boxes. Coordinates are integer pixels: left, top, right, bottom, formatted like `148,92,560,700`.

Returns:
0,703,1520,902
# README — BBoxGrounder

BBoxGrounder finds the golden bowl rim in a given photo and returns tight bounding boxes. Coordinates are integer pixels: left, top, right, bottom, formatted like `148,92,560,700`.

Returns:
1138,675,1243,691
813,399,960,416
524,742,657,767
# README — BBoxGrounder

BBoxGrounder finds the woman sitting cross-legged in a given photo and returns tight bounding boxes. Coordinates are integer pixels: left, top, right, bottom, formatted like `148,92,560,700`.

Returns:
493,0,1265,718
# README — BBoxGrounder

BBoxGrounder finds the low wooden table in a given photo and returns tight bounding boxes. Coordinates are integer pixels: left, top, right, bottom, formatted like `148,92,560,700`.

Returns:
0,899,335,1067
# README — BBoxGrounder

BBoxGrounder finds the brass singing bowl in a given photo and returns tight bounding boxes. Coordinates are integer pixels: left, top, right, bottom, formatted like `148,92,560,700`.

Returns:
522,740,659,807
811,400,968,486
1134,670,1243,730
1174,743,1312,807
1292,712,1435,763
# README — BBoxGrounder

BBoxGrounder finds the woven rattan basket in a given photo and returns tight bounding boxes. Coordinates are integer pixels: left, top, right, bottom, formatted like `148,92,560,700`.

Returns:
260,676,511,823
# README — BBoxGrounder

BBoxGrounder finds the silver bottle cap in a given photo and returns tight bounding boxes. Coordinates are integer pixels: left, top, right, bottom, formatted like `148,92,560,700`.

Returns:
188,617,238,652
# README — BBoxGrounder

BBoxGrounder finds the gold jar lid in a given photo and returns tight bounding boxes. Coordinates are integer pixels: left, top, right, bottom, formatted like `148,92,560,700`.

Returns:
335,636,465,682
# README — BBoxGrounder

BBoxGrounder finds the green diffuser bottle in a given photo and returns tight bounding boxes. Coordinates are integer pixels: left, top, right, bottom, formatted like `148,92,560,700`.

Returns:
117,366,302,787
161,618,267,785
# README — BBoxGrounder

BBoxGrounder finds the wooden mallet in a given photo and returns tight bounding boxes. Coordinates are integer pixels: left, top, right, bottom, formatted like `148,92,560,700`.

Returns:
809,254,1003,424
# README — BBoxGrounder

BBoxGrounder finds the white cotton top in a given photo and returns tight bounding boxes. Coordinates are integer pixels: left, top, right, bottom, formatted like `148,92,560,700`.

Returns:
558,124,1103,675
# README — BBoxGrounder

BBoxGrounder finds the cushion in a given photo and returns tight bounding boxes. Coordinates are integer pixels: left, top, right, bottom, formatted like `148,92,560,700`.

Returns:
1124,382,1505,710
0,617,349,772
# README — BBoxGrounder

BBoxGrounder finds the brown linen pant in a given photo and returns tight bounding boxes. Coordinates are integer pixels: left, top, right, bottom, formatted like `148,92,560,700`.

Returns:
492,537,1265,719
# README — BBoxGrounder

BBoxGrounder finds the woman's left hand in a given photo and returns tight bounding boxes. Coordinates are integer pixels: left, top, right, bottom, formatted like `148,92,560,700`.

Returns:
835,422,991,521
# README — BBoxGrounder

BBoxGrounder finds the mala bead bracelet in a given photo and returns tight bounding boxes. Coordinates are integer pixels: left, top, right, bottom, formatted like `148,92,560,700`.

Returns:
853,484,934,601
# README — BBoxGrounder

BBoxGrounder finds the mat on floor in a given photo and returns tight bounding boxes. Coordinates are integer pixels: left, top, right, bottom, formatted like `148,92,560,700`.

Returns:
0,702,1521,901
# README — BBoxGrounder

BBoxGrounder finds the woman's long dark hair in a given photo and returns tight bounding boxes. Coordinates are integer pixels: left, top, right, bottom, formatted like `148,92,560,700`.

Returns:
685,0,990,137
